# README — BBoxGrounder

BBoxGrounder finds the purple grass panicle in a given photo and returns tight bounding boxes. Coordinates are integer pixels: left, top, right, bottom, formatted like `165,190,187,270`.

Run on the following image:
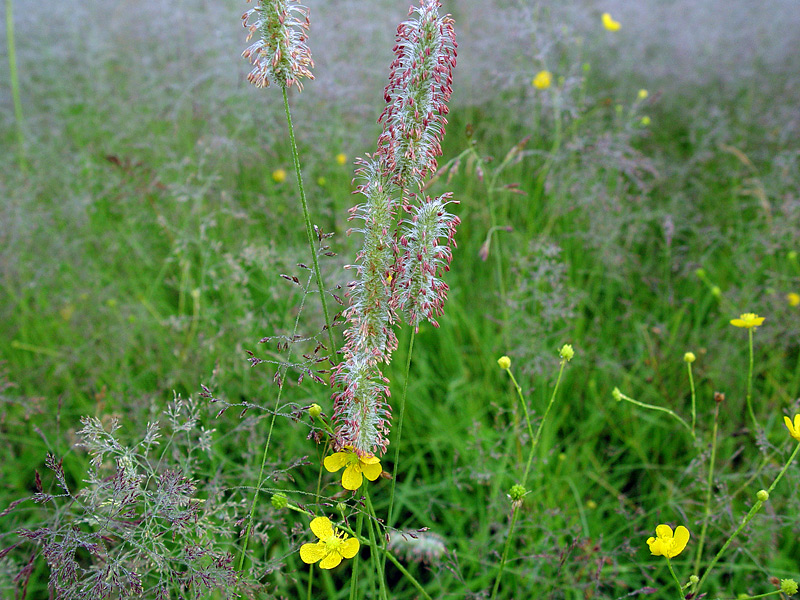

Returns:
242,0,314,90
378,0,457,186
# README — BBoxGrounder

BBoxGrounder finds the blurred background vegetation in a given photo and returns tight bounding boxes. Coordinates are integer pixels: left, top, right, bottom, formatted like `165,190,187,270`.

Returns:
1,1,799,598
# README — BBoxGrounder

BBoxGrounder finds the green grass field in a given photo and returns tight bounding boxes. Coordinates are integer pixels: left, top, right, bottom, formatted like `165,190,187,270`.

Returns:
2,2,800,598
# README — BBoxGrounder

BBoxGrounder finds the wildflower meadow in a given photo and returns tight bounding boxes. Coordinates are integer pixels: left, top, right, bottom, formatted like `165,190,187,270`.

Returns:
2,1,800,598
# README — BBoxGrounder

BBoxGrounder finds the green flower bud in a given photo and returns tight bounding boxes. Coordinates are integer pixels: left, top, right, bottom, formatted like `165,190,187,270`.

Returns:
271,493,289,510
497,356,511,370
689,575,699,585
309,403,322,418
612,387,622,402
559,344,575,362
684,352,696,363
336,502,347,514
711,285,721,298
509,484,527,502
781,579,798,595
756,489,769,502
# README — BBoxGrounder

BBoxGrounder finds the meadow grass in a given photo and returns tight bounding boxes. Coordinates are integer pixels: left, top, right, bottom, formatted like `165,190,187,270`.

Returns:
1,1,800,598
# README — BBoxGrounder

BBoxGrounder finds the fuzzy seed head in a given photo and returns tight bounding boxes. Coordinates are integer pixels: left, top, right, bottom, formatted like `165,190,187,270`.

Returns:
395,194,460,329
242,0,314,90
377,0,457,186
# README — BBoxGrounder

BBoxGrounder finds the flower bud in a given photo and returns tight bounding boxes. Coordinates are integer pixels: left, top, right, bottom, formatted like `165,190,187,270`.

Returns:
612,387,622,402
756,489,769,502
309,403,322,418
271,492,289,509
780,579,798,595
497,356,511,370
559,344,574,362
684,352,696,363
509,484,527,502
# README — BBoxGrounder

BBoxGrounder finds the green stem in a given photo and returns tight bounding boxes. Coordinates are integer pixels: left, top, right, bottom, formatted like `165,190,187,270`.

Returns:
349,511,364,600
5,0,26,172
364,490,389,600
490,505,521,600
745,327,759,432
491,357,569,600
524,358,567,484
282,87,337,360
687,361,697,436
695,443,800,596
382,330,415,575
692,401,719,579
664,557,685,600
613,389,694,439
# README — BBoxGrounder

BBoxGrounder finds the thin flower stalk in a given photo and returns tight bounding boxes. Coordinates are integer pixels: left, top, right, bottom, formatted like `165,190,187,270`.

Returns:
693,400,720,579
695,443,800,596
612,388,695,439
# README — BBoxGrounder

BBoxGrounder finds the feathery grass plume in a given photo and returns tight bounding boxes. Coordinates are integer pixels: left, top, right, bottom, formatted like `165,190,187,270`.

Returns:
395,193,460,329
242,0,314,90
342,155,400,362
331,0,458,457
377,0,457,186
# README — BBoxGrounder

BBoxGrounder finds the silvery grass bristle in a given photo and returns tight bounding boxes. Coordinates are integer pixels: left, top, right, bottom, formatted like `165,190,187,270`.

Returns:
332,0,458,457
242,0,314,89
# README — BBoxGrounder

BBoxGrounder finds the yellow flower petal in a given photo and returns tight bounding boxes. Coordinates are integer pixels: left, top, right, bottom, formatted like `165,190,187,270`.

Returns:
361,461,382,482
324,452,349,473
341,464,364,490
731,313,765,328
318,551,343,570
786,414,800,442
360,454,380,465
602,12,621,31
299,541,327,565
339,537,360,559
310,516,334,541
669,525,690,558
654,524,673,539
646,536,663,556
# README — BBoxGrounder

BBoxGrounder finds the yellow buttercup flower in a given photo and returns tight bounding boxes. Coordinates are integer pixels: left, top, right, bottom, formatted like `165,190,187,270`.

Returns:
647,524,689,558
324,447,382,490
299,516,360,569
272,168,287,183
532,70,552,90
788,292,800,307
336,152,347,166
784,414,800,442
602,12,621,31
730,313,765,328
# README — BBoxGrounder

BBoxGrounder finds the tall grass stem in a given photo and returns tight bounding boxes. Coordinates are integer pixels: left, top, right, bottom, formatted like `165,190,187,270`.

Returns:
382,330,415,575
282,87,337,359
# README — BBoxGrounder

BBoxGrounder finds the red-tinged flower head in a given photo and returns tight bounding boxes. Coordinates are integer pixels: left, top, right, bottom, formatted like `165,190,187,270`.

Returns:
377,0,457,186
242,0,314,90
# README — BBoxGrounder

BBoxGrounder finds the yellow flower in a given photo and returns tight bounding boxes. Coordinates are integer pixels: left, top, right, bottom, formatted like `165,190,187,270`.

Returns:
640,116,651,126
272,168,287,183
602,12,621,31
638,89,648,100
647,524,689,558
532,70,552,90
788,292,800,307
784,414,800,442
336,152,347,166
299,516,360,569
730,313,765,328
324,447,382,490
